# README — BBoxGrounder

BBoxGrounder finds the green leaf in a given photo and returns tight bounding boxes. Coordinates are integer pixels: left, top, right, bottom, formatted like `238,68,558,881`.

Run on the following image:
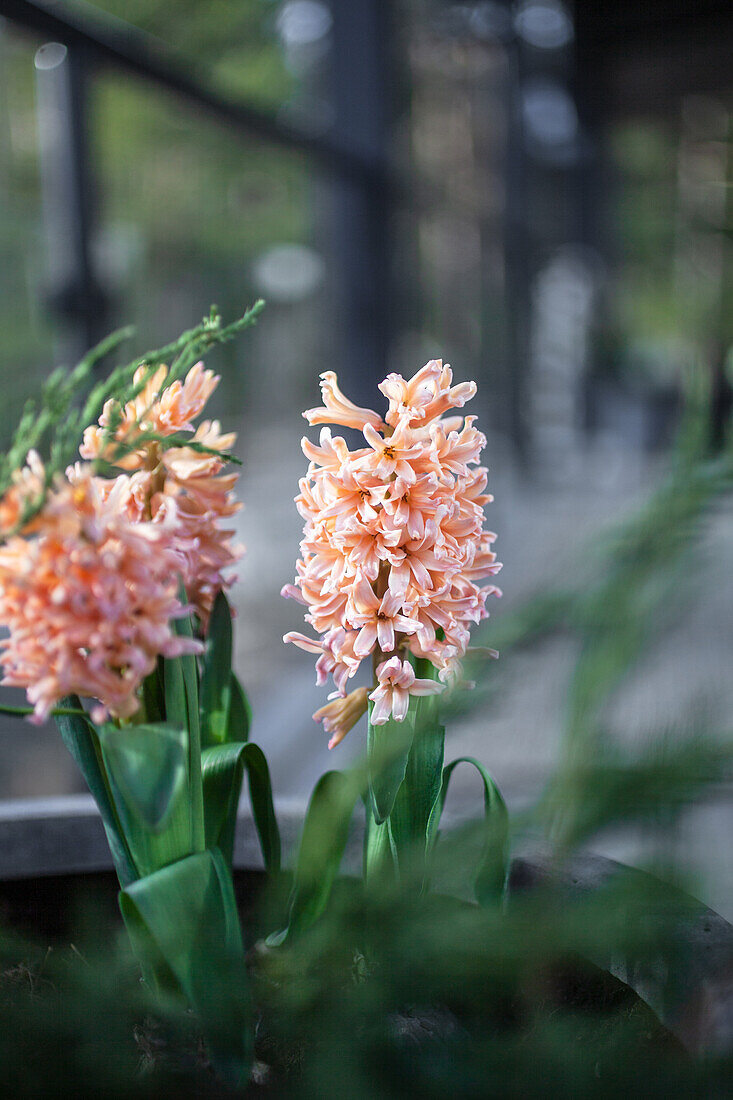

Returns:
388,662,445,872
202,741,280,872
119,848,252,1087
98,723,193,878
98,723,188,831
228,673,252,743
367,702,415,825
363,804,397,885
200,590,233,747
241,742,280,873
276,770,358,941
432,757,509,906
389,724,446,880
165,582,205,852
171,596,201,748
54,696,137,886
141,659,165,725
162,652,187,731
364,666,445,887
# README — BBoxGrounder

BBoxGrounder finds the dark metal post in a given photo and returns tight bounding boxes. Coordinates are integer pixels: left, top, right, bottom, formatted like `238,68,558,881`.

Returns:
34,40,107,358
329,0,392,406
500,36,530,464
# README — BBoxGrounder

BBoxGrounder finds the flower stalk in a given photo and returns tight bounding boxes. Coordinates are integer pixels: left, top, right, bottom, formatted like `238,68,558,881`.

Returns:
0,308,277,1087
284,359,505,889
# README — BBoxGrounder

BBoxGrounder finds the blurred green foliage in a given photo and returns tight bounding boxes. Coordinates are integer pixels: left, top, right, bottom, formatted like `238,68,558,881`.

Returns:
0,390,731,1094
0,2,309,444
81,0,294,107
2,849,732,1096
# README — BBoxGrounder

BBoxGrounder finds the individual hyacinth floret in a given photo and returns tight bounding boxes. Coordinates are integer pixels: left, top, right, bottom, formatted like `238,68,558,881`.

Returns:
283,362,502,748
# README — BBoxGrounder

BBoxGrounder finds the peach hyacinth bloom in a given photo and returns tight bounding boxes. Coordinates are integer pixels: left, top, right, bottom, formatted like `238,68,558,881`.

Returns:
81,362,243,624
0,465,200,724
0,449,46,536
284,359,501,746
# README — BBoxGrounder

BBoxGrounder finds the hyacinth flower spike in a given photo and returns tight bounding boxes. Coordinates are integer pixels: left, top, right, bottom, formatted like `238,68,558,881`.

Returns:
0,306,279,1085
283,360,507,900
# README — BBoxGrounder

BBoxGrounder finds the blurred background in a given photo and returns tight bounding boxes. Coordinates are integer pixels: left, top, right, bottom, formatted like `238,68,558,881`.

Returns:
0,1,731,914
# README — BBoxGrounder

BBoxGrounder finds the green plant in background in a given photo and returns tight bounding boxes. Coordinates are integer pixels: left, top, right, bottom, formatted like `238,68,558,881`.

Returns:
456,368,733,863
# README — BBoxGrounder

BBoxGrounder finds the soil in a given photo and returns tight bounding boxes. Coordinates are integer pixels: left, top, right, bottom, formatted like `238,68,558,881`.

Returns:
0,867,689,1096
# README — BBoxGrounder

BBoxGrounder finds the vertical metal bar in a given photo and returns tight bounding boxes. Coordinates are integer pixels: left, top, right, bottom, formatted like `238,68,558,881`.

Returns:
711,110,733,452
35,40,107,359
329,0,391,407
501,36,530,464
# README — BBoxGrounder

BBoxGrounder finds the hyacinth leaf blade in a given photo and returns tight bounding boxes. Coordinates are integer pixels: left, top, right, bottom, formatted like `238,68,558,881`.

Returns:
54,696,138,886
274,770,358,942
433,756,509,907
98,723,192,879
168,584,205,853
141,659,166,725
240,742,281,874
171,587,201,747
162,651,187,733
363,665,445,887
202,741,281,873
119,847,252,1086
200,590,233,748
228,673,252,743
389,660,445,843
363,806,397,885
98,723,188,830
367,701,416,825
388,725,446,885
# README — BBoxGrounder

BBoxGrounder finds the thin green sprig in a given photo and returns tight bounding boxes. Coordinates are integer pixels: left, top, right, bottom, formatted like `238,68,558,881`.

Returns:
0,302,263,540
0,703,90,720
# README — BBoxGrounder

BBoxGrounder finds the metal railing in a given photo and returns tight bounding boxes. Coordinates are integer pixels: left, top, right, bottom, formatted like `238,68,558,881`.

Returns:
2,0,395,395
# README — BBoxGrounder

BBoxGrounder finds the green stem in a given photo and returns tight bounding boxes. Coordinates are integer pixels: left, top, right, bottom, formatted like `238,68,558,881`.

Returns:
0,703,90,719
363,802,398,884
365,662,445,890
189,714,206,854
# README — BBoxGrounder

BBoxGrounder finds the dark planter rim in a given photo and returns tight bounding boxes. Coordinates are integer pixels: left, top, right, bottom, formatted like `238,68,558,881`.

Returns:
0,795,731,1058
